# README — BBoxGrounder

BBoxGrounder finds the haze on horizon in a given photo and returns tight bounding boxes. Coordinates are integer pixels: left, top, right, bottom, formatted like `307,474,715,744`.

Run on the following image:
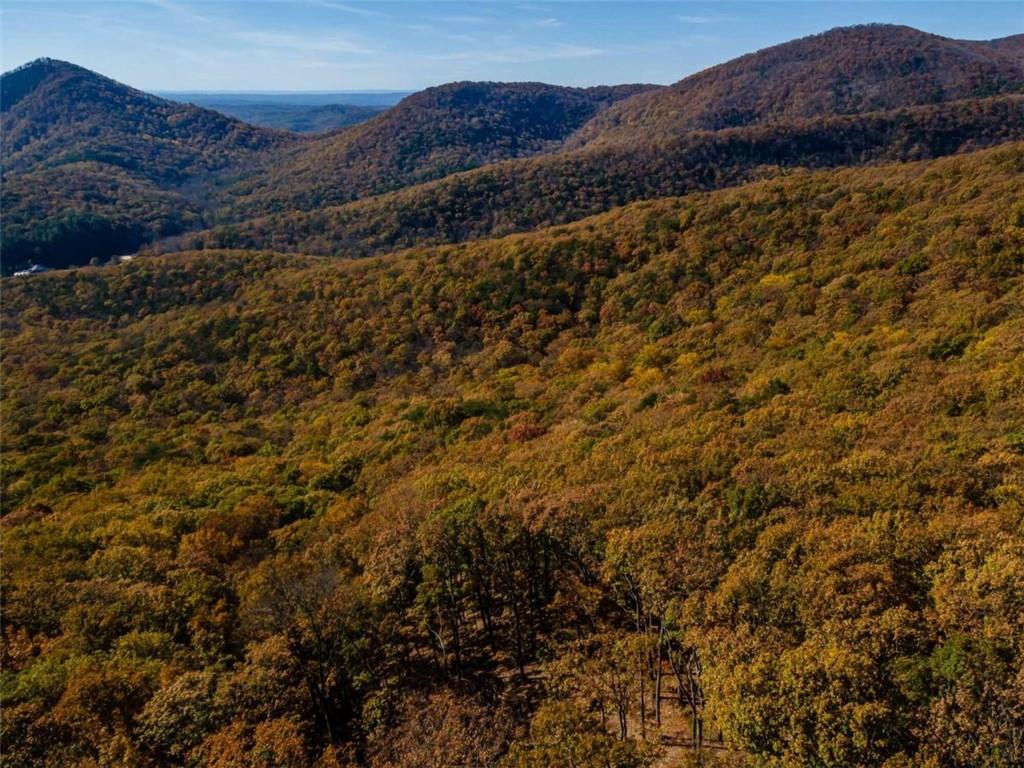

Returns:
1,0,1021,92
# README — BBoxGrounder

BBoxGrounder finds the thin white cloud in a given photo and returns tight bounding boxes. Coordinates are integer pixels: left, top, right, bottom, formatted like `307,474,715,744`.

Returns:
677,15,733,24
428,43,605,65
528,17,563,29
439,15,488,25
233,31,374,55
145,0,208,25
446,33,481,45
314,1,386,19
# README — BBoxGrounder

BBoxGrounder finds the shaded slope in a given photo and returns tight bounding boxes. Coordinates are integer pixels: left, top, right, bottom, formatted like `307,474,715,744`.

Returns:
570,24,1024,147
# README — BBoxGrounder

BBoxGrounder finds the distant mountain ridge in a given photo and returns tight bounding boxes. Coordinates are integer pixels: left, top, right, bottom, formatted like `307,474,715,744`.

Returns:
163,91,411,134
2,58,294,180
187,102,386,134
159,90,411,107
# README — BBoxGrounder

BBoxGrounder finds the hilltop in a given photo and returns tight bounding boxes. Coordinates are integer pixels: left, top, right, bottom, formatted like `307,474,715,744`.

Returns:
1,58,293,180
569,24,1024,147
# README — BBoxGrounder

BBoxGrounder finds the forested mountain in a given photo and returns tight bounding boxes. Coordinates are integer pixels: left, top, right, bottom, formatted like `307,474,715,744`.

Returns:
219,81,654,216
0,59,296,273
1,58,293,179
569,24,1024,147
190,95,1024,256
3,145,1023,767
4,16,1024,768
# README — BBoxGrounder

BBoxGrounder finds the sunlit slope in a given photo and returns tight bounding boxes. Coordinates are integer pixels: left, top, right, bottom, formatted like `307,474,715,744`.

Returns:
569,24,1024,147
218,81,654,216
2,144,1022,768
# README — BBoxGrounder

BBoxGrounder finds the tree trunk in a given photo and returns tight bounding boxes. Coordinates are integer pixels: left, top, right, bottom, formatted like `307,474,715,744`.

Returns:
654,625,664,726
636,600,646,738
639,654,646,738
443,571,462,675
503,554,526,675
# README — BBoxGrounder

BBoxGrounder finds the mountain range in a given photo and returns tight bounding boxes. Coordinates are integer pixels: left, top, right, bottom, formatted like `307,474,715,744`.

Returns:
570,24,1024,146
2,21,1024,768
3,24,1023,273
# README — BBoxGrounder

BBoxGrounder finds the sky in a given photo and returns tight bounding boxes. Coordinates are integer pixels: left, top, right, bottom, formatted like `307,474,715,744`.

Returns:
2,1,1022,91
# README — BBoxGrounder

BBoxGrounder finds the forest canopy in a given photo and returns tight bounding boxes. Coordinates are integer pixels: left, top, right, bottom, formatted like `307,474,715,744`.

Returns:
2,144,1023,767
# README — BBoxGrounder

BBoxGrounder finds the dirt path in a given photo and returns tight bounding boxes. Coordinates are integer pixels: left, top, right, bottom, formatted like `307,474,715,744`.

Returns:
627,666,738,767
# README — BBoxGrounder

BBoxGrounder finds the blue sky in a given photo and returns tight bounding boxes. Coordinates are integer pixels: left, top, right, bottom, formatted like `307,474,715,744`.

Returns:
2,1,1021,91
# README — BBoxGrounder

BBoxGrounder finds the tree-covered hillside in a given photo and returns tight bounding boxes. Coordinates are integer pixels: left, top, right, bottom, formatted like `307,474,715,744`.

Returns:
219,81,654,216
217,25,1024,224
0,63,648,273
3,145,1022,767
0,59,297,274
569,24,1024,147
194,96,1024,256
1,59,293,179
5,24,1023,275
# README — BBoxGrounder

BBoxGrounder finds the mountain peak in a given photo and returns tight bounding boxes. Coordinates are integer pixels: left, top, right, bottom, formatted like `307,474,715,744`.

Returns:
6,56,77,73
1,57,92,84
1,57,100,112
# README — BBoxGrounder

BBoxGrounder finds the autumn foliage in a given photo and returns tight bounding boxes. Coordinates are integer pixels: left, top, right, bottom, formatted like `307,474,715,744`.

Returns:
3,144,1023,766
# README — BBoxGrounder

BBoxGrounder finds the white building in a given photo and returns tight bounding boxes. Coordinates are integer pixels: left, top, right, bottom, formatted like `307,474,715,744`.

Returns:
12,264,52,277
